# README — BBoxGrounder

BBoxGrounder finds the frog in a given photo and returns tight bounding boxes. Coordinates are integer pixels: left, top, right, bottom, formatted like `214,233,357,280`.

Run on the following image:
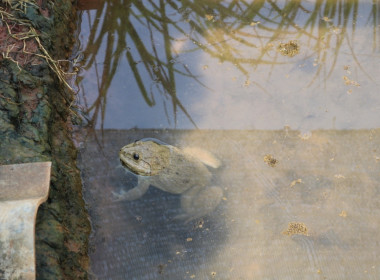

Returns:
112,138,223,222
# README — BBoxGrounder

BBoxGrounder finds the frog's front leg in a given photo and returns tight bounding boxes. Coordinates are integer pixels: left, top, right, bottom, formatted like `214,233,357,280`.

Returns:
112,178,150,201
176,185,223,222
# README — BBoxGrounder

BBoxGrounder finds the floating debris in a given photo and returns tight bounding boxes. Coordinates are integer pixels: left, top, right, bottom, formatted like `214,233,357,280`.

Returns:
331,26,342,34
344,65,351,74
250,21,260,26
290,179,303,187
264,154,278,167
322,16,331,22
244,78,251,87
299,131,312,140
205,14,214,21
343,76,360,87
283,222,309,236
278,40,300,57
157,264,166,274
339,210,347,218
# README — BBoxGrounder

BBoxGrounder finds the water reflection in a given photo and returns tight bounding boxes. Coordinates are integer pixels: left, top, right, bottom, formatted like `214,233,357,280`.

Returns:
76,1,380,279
77,0,379,130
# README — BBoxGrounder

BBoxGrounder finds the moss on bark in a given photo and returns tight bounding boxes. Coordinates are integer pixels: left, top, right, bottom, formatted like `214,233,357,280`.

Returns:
0,1,90,279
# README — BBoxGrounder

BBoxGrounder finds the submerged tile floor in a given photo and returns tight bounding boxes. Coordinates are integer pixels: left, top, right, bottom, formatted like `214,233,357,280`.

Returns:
79,129,380,280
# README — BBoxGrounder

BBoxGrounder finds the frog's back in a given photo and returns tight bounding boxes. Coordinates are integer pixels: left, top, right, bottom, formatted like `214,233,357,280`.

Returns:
149,146,212,194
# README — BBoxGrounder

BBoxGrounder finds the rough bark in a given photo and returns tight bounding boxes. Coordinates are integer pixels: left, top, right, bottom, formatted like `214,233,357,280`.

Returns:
0,1,90,279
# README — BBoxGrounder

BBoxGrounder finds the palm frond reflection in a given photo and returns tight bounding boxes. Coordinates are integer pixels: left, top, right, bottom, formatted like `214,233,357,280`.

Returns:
78,0,378,128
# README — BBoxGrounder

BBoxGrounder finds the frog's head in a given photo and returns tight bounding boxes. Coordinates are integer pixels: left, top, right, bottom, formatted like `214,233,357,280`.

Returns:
119,139,171,176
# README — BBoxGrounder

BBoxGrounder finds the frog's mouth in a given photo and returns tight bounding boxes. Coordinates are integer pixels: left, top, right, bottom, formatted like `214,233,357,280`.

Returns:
120,158,152,176
120,159,129,169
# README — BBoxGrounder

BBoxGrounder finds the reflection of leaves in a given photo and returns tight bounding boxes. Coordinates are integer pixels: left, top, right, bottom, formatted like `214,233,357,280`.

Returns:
79,0,378,128
81,0,203,128
126,51,155,106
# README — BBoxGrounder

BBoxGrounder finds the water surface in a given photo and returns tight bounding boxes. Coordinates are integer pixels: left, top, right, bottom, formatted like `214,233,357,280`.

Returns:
77,0,380,130
75,1,380,279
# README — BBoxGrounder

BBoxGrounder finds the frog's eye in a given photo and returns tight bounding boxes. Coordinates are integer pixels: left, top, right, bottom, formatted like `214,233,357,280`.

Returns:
133,153,140,160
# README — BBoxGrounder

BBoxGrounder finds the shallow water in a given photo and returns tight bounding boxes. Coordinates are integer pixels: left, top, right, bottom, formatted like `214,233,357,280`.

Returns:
76,1,380,279
79,129,380,279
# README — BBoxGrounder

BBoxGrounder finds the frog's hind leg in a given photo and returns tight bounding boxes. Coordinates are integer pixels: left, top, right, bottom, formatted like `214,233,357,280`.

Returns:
112,179,150,201
176,185,223,222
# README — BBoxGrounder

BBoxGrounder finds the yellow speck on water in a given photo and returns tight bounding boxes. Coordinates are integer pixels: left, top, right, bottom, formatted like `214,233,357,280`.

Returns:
322,16,330,22
334,174,345,179
190,275,196,279
205,14,214,21
343,75,360,87
250,21,260,26
344,65,351,74
331,26,341,34
339,210,347,217
298,131,312,140
283,222,309,236
290,179,303,187
322,191,328,199
211,271,217,277
202,65,208,70
255,219,260,224
186,237,193,242
347,89,353,94
222,197,227,201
